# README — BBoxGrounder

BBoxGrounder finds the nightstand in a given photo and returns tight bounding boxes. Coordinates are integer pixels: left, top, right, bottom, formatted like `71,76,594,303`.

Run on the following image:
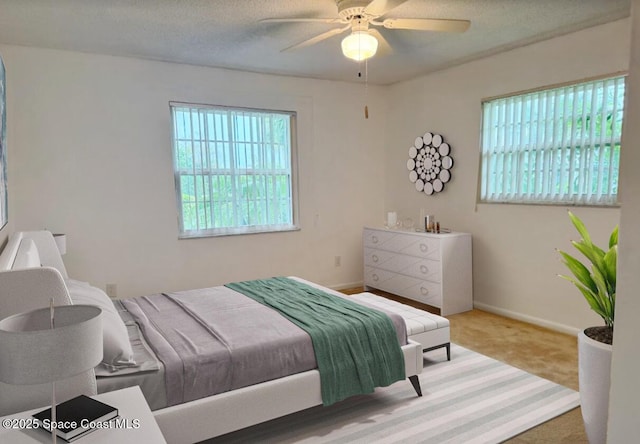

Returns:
0,386,166,443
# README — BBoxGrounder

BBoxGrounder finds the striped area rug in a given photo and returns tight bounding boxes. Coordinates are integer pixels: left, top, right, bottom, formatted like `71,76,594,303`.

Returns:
211,344,580,444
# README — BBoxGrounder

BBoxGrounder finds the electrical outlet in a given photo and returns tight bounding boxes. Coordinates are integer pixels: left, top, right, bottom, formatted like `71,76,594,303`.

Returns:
106,283,117,298
334,256,341,267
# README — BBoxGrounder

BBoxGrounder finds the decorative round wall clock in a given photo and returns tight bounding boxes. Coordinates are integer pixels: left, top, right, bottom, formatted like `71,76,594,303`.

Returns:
407,132,454,195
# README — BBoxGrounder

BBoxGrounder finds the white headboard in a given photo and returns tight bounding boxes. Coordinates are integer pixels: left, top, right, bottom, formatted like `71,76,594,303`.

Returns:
0,230,72,319
0,231,22,271
0,230,68,277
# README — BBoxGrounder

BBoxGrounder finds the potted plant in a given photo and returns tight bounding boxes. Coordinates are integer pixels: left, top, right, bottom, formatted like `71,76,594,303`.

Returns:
557,211,617,444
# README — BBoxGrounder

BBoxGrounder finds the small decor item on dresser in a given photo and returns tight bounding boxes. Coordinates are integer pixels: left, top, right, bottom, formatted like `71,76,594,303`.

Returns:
402,217,414,229
425,215,435,232
33,395,118,442
407,132,454,195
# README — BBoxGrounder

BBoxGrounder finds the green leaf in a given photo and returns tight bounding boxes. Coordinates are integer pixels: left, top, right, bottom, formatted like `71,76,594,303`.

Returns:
562,277,608,321
568,211,592,244
609,225,619,249
603,245,617,291
592,266,608,299
558,250,597,293
572,240,605,269
591,266,615,325
608,292,616,327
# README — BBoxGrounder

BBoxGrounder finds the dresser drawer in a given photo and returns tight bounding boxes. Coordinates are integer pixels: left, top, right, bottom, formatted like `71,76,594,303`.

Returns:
364,229,439,259
403,258,441,282
365,248,441,282
398,237,440,259
364,229,423,253
363,248,396,268
364,266,397,287
402,280,442,307
363,229,397,248
364,266,442,308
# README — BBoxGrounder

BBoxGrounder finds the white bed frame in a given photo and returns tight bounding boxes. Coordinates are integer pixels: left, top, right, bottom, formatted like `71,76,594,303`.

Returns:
0,231,423,444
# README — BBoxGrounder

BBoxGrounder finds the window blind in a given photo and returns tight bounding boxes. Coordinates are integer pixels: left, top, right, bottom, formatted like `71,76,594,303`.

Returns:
171,103,297,237
480,76,625,205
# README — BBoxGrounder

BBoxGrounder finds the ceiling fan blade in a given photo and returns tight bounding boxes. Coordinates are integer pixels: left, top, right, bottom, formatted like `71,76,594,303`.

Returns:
260,18,342,24
282,25,351,52
369,29,392,56
363,0,409,17
383,18,471,33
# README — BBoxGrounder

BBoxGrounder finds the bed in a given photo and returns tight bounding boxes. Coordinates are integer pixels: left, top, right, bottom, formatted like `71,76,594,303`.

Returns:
0,231,423,443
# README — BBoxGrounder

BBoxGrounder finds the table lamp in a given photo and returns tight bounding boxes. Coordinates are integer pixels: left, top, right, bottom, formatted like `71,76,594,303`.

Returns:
0,304,102,443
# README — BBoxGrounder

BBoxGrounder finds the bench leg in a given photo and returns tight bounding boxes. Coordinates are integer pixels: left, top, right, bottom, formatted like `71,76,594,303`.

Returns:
408,375,422,397
422,343,451,361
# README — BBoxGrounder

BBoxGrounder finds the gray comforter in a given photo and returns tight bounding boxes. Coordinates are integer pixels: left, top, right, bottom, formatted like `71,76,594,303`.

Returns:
122,284,406,407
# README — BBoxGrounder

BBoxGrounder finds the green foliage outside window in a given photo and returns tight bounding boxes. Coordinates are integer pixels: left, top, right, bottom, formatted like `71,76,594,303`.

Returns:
481,76,625,205
171,104,296,236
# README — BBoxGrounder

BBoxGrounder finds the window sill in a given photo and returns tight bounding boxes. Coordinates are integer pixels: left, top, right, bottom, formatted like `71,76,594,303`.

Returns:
179,226,301,239
477,200,621,209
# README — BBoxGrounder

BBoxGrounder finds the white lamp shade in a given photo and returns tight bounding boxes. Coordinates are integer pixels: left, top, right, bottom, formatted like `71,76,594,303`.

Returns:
341,31,378,61
0,305,102,385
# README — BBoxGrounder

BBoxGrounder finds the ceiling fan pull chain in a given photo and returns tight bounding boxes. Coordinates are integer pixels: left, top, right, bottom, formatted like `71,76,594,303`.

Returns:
364,59,369,119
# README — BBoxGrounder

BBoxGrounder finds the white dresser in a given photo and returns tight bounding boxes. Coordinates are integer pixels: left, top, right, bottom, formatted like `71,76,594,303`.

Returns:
363,227,472,316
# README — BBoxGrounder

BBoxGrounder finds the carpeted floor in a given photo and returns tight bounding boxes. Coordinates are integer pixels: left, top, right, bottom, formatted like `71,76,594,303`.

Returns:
448,309,585,443
346,289,587,443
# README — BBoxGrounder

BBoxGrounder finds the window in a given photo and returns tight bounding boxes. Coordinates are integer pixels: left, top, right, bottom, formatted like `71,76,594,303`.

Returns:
170,103,298,237
480,75,625,205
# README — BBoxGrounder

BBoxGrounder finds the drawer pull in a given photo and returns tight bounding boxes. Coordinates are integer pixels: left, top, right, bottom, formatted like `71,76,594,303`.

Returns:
372,273,379,282
420,286,429,295
372,254,379,263
419,243,428,252
372,235,378,244
420,265,428,274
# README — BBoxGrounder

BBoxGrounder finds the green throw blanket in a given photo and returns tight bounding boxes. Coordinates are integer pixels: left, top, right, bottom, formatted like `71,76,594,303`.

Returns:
225,277,406,406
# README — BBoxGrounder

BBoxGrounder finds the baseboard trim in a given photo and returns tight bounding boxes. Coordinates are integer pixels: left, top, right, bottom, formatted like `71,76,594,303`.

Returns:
473,302,581,336
328,280,364,291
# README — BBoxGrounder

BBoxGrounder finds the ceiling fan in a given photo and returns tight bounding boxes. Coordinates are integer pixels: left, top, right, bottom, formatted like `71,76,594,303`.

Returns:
261,0,471,62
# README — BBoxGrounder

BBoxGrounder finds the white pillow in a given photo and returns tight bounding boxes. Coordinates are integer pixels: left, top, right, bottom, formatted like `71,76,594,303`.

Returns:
12,239,41,268
65,279,136,370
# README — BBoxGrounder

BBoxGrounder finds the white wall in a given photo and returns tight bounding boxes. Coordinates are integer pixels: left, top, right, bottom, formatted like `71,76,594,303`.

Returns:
386,19,630,333
0,44,388,297
608,1,640,441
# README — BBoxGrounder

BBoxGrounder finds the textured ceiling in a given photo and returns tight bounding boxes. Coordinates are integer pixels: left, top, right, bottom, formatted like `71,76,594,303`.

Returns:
0,0,631,85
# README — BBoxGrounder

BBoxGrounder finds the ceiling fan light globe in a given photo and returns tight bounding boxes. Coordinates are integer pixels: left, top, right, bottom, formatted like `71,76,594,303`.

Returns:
341,31,378,61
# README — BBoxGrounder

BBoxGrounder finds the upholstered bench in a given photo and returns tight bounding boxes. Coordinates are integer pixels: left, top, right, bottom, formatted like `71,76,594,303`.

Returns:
350,292,451,360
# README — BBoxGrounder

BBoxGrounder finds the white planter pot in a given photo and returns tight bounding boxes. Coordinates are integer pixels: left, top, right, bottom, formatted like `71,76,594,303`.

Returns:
578,329,613,444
